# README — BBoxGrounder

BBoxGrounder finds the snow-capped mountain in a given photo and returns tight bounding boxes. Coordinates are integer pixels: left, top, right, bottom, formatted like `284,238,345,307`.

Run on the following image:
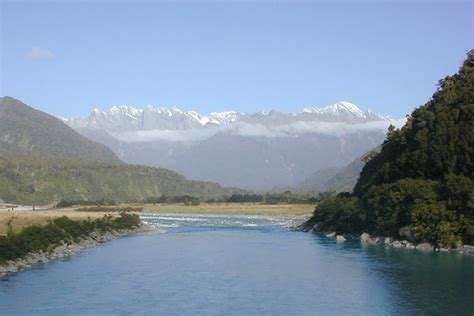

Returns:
65,102,389,133
65,102,401,190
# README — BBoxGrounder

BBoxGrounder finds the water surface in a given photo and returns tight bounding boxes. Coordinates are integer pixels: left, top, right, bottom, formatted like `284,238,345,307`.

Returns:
1,214,473,315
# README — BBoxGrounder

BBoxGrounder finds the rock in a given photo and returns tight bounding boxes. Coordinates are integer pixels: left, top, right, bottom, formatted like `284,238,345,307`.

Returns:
360,233,381,245
416,243,434,251
326,232,336,238
457,245,474,254
360,233,371,243
384,237,393,245
391,241,403,248
336,235,346,243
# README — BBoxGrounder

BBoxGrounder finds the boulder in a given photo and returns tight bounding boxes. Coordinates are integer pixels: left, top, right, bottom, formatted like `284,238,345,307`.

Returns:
360,233,381,245
336,235,346,243
391,241,403,248
416,243,434,251
360,233,371,243
384,237,393,245
457,245,474,254
325,232,336,238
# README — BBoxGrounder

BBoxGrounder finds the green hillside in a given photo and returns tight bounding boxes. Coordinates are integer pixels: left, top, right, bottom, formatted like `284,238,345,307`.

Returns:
0,97,119,162
0,154,233,205
302,51,474,248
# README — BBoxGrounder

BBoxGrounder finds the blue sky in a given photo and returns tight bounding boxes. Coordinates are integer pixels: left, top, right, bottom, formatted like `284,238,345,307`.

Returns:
1,0,472,118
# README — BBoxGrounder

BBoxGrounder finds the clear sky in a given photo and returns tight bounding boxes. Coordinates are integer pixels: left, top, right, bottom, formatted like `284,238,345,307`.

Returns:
1,0,472,118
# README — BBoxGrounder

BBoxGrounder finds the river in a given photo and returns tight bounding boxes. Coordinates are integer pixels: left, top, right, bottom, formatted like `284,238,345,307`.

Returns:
1,214,473,315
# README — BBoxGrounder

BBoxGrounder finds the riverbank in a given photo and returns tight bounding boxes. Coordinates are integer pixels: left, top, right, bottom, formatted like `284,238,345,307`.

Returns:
294,223,474,255
0,213,155,277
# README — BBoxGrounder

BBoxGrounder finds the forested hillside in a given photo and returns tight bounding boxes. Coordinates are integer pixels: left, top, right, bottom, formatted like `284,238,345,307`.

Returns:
0,154,233,205
303,51,474,248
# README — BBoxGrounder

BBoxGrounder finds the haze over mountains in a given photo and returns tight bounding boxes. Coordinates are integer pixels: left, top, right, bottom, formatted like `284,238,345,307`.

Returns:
64,102,404,190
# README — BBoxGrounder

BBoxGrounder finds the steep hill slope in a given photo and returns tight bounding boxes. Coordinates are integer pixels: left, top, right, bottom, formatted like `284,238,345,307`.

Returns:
0,97,119,162
0,154,233,205
302,51,474,248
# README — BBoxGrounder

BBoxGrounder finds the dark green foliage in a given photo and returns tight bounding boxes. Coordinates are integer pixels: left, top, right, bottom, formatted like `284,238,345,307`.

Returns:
142,195,202,205
109,212,142,230
56,199,118,208
0,213,141,263
306,194,365,235
226,194,265,203
0,154,235,205
365,179,439,237
305,51,474,247
141,192,317,205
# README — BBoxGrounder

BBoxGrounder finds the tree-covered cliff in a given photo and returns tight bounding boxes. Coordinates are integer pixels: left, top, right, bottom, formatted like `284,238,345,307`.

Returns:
303,51,474,248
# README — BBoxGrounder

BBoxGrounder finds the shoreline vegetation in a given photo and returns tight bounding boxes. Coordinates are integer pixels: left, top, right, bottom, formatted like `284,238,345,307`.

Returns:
0,202,314,277
0,212,153,277
299,52,474,252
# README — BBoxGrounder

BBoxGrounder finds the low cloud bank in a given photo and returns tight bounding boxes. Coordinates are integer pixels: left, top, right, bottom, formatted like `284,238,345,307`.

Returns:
113,119,406,143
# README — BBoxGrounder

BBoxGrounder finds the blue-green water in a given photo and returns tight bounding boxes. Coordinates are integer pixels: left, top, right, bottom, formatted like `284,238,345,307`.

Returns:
1,214,473,315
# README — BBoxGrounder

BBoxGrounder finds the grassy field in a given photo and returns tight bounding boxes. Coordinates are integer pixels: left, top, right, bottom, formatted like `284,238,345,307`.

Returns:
41,203,316,216
0,210,107,235
125,202,315,216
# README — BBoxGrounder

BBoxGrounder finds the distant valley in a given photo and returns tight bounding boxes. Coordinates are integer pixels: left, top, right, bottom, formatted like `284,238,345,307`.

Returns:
64,102,404,190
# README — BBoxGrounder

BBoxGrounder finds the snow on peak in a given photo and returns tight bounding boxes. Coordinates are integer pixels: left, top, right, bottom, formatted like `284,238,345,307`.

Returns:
302,101,366,118
208,111,242,124
109,105,142,119
67,101,391,133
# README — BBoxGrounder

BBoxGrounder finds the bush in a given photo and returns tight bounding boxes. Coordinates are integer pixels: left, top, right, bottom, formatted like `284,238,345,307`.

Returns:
0,213,142,263
309,195,365,235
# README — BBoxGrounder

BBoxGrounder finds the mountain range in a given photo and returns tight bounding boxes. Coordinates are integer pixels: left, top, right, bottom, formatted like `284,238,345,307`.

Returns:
65,101,390,132
64,102,403,190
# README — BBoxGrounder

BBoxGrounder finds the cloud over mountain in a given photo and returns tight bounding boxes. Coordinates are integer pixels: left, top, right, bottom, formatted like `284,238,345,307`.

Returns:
64,101,400,190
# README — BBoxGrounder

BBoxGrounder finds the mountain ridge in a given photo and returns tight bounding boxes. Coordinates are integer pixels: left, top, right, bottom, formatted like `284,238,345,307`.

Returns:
64,101,393,133
0,96,120,163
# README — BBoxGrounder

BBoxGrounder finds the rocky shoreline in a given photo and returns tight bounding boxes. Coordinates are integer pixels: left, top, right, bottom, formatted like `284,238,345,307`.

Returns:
0,223,155,277
294,223,474,255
